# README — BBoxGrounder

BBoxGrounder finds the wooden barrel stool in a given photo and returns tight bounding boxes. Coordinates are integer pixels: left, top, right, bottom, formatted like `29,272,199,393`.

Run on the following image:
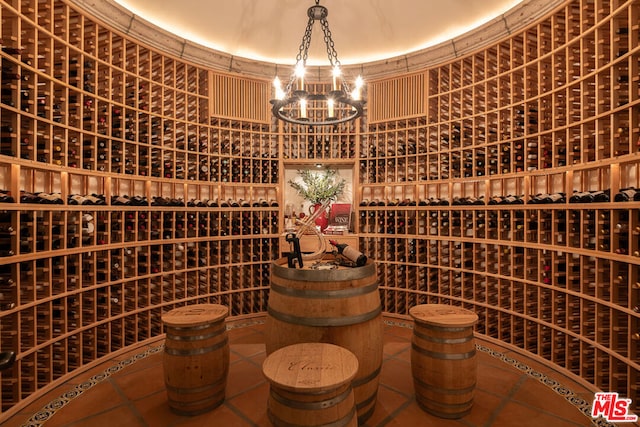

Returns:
265,256,383,423
162,304,229,415
409,304,479,419
262,343,359,427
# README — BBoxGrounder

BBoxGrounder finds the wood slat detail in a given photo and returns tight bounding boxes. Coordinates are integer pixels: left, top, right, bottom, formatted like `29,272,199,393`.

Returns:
367,72,426,123
209,72,270,123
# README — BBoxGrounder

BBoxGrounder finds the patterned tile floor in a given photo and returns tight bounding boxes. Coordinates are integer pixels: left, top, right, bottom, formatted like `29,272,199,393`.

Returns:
1,317,633,427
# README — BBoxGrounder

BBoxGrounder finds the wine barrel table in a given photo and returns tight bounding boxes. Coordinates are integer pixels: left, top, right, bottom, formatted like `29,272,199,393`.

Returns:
265,256,383,424
409,304,479,419
161,304,229,415
262,343,359,427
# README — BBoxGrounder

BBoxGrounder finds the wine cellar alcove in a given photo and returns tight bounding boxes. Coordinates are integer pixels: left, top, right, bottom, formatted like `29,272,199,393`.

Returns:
0,0,639,420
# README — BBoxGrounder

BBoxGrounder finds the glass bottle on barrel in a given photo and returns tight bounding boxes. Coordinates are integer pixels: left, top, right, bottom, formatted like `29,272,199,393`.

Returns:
329,240,367,267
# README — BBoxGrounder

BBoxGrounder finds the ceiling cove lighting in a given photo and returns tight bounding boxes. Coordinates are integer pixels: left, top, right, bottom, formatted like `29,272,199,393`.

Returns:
270,0,365,127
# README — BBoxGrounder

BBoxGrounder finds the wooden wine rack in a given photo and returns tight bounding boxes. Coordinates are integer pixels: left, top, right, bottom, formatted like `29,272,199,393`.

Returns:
0,0,638,421
0,0,280,416
360,0,640,413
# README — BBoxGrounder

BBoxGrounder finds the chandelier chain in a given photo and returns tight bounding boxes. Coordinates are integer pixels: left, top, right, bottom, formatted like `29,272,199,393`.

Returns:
320,18,340,68
296,17,315,66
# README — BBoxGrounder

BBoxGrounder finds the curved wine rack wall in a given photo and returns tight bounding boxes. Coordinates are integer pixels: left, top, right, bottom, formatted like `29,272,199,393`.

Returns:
360,0,640,414
0,0,285,416
0,0,638,420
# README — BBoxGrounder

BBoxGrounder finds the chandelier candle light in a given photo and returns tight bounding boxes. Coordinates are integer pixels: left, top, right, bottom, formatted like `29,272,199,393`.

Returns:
270,0,365,127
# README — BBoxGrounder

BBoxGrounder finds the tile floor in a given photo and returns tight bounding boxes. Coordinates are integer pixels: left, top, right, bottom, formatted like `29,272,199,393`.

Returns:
1,317,630,427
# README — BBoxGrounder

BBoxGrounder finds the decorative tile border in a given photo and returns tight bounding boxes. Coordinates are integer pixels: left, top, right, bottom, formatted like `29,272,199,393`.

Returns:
382,318,619,427
20,318,264,426
476,343,617,427
21,345,164,427
20,318,617,426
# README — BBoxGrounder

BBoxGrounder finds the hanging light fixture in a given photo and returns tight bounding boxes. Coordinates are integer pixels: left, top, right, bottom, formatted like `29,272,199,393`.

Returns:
270,0,365,127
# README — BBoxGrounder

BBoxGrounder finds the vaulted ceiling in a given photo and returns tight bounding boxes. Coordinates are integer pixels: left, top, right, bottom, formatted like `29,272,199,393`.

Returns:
111,0,523,66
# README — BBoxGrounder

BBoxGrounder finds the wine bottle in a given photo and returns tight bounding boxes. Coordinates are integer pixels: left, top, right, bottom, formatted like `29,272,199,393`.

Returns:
111,195,131,205
0,246,14,257
530,192,565,204
592,190,610,202
0,191,14,203
615,187,639,202
38,192,64,204
329,240,367,267
569,191,590,203
84,194,106,205
499,195,524,204
570,190,610,203
68,194,89,205
1,46,23,55
488,195,504,205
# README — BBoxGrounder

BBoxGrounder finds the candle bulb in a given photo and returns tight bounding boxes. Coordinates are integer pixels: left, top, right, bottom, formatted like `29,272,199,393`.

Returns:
332,66,341,91
300,99,307,118
352,75,364,101
295,63,305,91
273,77,284,100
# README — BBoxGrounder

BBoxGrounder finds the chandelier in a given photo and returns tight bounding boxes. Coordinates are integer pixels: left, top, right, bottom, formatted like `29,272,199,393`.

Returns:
270,0,365,127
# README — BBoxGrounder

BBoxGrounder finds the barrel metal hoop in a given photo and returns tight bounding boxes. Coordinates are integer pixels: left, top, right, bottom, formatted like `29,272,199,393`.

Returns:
411,342,476,360
416,323,472,333
165,336,229,356
170,395,225,411
413,376,476,395
416,399,472,419
165,320,224,332
169,395,225,416
270,386,352,410
270,281,379,299
355,388,378,410
268,406,356,427
351,363,381,387
166,326,227,342
356,400,376,424
273,261,376,282
166,375,227,394
413,328,473,345
267,306,382,327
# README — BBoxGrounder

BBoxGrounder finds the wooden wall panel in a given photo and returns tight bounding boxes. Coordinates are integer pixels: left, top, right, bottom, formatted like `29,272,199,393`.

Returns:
209,72,270,123
367,72,426,123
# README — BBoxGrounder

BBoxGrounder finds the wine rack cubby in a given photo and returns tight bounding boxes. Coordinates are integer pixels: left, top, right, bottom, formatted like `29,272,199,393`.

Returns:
0,0,639,421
